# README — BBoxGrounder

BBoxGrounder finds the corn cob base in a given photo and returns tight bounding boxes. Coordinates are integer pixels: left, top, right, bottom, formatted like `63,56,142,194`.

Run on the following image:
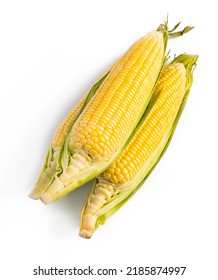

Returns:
29,147,60,199
41,151,92,203
80,180,116,238
79,126,172,238
40,147,120,204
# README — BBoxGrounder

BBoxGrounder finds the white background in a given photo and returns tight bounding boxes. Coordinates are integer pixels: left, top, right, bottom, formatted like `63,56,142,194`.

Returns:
0,0,217,279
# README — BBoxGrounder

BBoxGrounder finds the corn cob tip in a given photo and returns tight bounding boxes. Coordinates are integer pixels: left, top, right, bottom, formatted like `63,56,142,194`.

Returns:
40,193,52,204
79,214,97,238
29,179,51,200
28,191,40,200
40,177,66,204
29,181,49,200
79,228,92,239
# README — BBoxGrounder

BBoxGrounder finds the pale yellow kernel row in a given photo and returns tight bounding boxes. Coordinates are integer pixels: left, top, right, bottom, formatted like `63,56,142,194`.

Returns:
51,93,88,148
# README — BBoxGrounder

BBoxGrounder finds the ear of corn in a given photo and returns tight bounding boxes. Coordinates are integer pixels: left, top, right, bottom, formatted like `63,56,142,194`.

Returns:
40,22,194,205
40,33,165,204
79,54,198,238
29,73,108,199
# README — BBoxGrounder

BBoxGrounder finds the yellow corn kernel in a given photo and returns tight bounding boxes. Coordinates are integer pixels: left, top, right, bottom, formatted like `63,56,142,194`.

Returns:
51,95,88,149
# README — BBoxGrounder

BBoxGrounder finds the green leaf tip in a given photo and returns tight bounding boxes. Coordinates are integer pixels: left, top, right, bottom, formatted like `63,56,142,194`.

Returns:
157,16,194,49
172,53,198,71
169,25,194,37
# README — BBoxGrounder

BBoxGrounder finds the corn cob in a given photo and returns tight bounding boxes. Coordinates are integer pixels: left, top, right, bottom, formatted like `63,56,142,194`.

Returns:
80,54,198,238
40,22,193,204
29,74,108,199
40,32,164,203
